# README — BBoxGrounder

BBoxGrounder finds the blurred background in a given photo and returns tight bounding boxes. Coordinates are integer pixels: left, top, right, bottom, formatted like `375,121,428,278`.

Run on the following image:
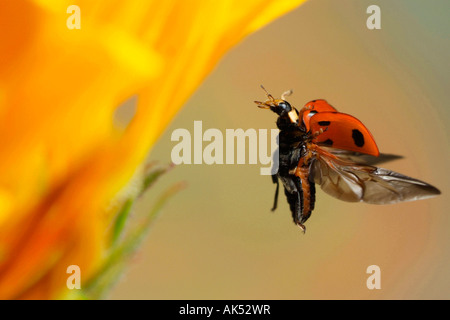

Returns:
111,0,449,299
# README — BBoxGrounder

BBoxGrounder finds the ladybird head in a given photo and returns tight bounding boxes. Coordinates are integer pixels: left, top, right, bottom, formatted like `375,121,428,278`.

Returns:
254,85,299,124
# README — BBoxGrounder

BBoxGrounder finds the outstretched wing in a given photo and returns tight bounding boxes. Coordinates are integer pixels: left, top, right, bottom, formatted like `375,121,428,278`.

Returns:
321,147,403,166
310,148,440,204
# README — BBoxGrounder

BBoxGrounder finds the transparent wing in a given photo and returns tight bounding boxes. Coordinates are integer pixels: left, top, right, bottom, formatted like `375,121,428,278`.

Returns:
320,146,404,166
310,150,440,204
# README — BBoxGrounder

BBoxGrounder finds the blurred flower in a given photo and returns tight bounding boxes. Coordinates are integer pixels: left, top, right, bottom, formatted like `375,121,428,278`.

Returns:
0,0,306,299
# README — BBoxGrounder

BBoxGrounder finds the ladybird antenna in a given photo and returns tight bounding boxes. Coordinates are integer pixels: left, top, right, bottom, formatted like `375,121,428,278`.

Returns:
260,85,274,101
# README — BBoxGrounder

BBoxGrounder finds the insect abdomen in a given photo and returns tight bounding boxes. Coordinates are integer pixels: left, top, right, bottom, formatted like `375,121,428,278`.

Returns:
296,165,315,224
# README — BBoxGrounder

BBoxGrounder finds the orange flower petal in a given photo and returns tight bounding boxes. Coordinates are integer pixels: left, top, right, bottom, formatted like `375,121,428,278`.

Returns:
0,0,307,299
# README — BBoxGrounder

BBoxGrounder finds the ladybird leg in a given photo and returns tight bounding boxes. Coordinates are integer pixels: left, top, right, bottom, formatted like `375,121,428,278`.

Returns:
281,89,293,100
271,174,279,211
293,192,306,234
312,127,328,139
280,176,307,234
304,127,328,145
297,223,306,233
288,177,306,234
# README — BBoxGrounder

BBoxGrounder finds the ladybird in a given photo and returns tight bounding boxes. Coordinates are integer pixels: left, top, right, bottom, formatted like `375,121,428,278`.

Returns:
254,86,441,232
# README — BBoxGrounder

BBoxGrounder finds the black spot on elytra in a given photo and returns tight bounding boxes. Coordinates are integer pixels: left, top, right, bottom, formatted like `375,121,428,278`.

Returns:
352,129,365,147
318,121,331,126
322,139,333,146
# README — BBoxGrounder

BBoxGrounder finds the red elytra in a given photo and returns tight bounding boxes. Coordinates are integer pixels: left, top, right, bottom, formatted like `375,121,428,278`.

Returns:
301,99,338,131
300,100,379,157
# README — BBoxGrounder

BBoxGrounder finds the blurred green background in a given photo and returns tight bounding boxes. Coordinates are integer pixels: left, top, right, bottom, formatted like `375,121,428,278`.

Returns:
111,0,449,299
